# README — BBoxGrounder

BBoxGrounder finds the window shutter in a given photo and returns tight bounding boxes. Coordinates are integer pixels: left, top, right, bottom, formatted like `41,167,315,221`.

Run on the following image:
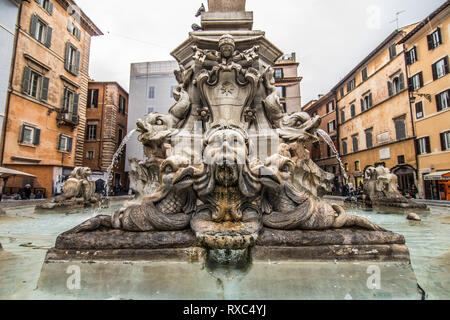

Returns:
67,19,73,33
40,76,49,101
425,137,431,154
30,14,38,37
58,134,62,150
436,94,442,112
414,139,419,155
427,34,433,50
76,27,81,40
408,77,413,91
437,27,442,45
22,67,32,94
33,128,41,146
406,51,411,65
35,0,42,5
432,62,438,80
19,125,25,143
44,25,52,48
74,50,81,75
72,93,79,123
441,133,446,151
47,1,53,15
68,138,73,152
369,93,373,107
388,81,393,97
419,72,423,88
444,56,449,75
93,90,98,107
62,89,68,111
399,73,405,90
360,99,364,112
64,43,71,71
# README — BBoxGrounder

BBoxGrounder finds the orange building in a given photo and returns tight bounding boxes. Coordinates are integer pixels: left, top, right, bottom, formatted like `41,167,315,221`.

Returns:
83,81,129,195
0,0,102,197
274,52,303,113
399,1,450,200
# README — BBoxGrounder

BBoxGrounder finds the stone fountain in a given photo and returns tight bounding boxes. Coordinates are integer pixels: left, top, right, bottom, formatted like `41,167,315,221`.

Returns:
39,1,419,299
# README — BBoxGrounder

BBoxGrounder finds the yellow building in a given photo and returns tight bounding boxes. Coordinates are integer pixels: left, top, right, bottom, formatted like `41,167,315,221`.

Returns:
399,1,450,200
333,24,419,194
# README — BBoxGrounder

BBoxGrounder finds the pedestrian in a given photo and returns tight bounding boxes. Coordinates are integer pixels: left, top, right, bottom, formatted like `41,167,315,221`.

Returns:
23,184,32,200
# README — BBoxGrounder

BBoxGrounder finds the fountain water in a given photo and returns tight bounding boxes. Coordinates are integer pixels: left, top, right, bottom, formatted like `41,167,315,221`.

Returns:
316,128,349,180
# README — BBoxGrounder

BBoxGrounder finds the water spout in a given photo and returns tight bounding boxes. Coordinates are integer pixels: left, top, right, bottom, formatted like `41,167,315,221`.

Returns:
316,129,349,180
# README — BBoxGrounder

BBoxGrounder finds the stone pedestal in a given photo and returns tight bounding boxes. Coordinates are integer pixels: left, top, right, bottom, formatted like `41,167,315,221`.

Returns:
208,0,246,12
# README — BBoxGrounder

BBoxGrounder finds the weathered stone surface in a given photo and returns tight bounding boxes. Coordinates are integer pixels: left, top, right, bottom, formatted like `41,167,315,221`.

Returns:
208,0,246,12
407,213,422,221
46,247,206,263
0,208,5,215
256,228,405,247
252,244,411,262
55,229,198,250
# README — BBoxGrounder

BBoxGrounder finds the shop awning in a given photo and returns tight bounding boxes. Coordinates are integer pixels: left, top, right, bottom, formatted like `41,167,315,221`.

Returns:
424,171,450,181
0,167,37,179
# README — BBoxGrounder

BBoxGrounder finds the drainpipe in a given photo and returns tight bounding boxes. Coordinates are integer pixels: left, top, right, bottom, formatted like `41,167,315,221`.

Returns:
402,43,422,198
0,0,24,166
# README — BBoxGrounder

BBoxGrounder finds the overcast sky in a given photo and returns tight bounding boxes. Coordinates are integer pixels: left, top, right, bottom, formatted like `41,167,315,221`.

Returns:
75,0,446,106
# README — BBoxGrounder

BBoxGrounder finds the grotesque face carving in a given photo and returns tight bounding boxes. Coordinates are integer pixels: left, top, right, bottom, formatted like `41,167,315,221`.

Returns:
220,44,234,59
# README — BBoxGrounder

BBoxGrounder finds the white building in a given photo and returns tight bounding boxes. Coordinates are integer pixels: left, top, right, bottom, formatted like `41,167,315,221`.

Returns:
0,0,20,157
126,60,179,171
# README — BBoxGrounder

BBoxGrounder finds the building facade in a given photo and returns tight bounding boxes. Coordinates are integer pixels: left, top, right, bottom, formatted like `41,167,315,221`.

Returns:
334,24,419,194
274,52,302,114
83,81,129,195
126,60,179,171
0,0,20,150
302,92,340,192
0,0,101,197
399,1,450,200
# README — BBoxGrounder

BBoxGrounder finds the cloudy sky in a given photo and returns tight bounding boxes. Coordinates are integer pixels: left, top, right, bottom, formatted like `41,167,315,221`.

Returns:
75,0,445,105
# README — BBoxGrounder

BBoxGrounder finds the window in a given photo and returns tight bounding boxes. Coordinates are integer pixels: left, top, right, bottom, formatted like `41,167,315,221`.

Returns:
340,109,345,123
415,101,424,119
87,89,99,108
22,67,49,101
147,107,154,114
416,137,431,155
340,87,344,99
436,89,450,112
327,120,336,133
30,14,52,48
342,139,348,155
361,92,373,112
395,117,406,141
388,73,405,96
87,125,97,141
58,135,73,152
326,101,335,113
409,72,423,91
148,86,155,99
365,129,373,149
441,131,450,151
398,155,405,164
62,87,79,123
67,19,81,40
406,47,418,65
427,28,442,50
362,68,368,81
277,86,286,98
119,95,126,115
350,104,356,118
347,79,355,92
87,151,94,160
432,57,449,80
19,124,40,146
65,43,80,75
274,68,283,79
352,135,359,153
118,127,123,145
355,161,360,171
281,102,287,113
36,0,53,14
344,163,349,172
389,44,397,60
312,142,320,160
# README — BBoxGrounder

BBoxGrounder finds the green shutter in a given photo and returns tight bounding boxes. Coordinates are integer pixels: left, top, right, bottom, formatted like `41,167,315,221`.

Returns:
62,88,68,111
72,93,79,123
399,73,405,90
388,81,393,97
40,76,49,101
74,50,81,75
64,43,71,71
33,128,41,146
75,27,81,40
22,67,32,94
30,14,38,38
57,134,62,150
44,25,52,48
47,1,53,15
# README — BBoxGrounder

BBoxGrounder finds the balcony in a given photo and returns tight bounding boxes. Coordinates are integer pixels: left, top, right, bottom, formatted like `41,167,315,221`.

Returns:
57,109,79,128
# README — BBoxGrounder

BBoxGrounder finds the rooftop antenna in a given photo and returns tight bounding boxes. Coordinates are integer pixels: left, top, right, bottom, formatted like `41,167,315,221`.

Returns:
390,10,406,30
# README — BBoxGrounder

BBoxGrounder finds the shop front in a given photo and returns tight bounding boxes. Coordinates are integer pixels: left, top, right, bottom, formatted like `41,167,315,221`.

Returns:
424,171,450,201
